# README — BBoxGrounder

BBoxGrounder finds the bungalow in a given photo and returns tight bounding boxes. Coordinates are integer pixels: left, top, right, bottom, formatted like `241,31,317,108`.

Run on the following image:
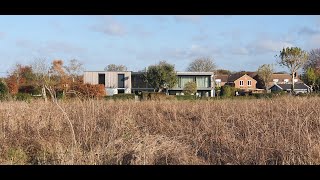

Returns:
254,73,302,89
269,83,311,93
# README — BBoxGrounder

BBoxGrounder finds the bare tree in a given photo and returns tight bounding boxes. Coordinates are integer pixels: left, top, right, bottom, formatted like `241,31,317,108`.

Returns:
277,47,308,93
304,48,320,71
104,64,127,71
65,59,84,82
257,64,274,91
30,58,58,102
186,57,216,72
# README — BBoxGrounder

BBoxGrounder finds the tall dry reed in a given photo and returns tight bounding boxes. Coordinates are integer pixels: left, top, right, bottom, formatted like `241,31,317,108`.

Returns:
0,96,319,164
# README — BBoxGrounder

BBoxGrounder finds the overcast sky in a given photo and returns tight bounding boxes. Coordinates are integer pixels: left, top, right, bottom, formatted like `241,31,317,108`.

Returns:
1,15,320,76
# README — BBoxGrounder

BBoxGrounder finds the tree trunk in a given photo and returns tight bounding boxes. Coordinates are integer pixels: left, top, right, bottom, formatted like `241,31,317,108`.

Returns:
292,72,295,94
42,86,47,103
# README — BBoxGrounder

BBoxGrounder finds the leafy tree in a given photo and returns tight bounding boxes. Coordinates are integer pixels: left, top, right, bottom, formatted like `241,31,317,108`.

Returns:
257,64,274,90
277,47,308,93
303,67,318,92
144,61,177,92
186,57,216,72
183,81,197,95
5,64,34,95
104,64,127,71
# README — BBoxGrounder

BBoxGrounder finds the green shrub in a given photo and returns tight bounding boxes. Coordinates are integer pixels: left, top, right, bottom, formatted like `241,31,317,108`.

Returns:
14,93,32,102
176,95,196,100
0,81,9,101
220,85,236,97
183,81,197,95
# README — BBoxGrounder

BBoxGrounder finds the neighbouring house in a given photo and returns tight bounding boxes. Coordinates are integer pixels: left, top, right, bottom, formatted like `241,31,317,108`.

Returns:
255,73,302,89
83,70,215,97
227,73,258,92
269,83,311,93
215,74,229,88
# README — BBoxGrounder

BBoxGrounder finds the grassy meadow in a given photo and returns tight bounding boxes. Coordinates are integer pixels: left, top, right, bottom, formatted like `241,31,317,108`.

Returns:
0,96,320,164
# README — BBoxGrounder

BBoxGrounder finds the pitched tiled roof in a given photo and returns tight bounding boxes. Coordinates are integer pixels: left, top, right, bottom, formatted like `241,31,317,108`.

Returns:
271,73,301,82
272,83,310,90
227,72,257,82
215,75,229,82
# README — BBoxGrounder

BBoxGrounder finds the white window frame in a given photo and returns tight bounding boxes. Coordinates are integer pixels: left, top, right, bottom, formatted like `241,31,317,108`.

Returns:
284,79,289,83
240,80,244,86
273,79,279,83
248,80,252,86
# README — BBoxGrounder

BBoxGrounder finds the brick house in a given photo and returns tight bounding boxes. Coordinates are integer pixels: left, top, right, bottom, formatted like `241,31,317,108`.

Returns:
227,74,257,91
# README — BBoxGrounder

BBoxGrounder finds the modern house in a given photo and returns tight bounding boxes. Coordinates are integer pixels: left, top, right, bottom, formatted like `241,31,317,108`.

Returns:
83,70,215,97
269,83,311,93
169,72,215,97
84,71,132,95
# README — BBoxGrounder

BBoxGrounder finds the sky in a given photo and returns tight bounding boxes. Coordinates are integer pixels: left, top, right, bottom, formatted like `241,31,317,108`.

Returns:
1,15,320,77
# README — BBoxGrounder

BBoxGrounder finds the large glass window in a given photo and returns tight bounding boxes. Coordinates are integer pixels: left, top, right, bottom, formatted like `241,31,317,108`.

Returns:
178,76,194,88
196,76,209,88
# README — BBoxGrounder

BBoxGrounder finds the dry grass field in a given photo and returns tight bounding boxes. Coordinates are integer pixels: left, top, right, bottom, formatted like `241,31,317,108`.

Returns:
0,96,320,165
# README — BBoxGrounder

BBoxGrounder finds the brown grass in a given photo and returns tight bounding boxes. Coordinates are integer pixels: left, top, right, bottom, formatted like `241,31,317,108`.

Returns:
0,96,320,165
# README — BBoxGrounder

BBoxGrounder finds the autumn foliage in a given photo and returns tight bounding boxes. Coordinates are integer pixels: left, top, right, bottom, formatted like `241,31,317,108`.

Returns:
72,83,106,98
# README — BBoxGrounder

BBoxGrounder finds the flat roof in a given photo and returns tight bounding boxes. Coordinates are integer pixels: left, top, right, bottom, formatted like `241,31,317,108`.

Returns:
85,71,213,75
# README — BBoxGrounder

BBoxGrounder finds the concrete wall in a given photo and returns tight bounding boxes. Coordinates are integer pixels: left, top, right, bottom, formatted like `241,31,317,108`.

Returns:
84,71,132,95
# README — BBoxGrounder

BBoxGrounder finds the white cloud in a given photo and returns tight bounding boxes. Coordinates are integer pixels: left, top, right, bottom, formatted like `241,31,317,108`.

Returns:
305,34,320,49
298,27,320,36
231,47,249,55
173,15,202,23
91,16,126,37
15,39,87,57
247,39,294,54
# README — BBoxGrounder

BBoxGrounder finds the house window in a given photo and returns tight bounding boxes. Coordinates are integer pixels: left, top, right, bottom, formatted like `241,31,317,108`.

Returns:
284,79,289,83
118,74,125,88
240,80,244,86
98,73,105,85
248,80,252,86
273,79,279,83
